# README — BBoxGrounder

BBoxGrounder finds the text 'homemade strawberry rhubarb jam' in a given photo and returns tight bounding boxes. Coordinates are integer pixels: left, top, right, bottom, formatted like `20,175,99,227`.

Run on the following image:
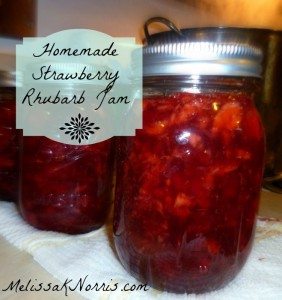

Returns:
0,71,20,202
114,25,265,293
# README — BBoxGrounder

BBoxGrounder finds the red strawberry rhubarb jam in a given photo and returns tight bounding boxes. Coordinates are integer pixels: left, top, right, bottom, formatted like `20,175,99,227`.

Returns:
20,137,113,234
0,88,20,202
114,91,265,293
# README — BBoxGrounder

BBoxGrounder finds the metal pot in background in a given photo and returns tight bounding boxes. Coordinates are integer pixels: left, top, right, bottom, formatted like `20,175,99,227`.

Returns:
260,30,282,193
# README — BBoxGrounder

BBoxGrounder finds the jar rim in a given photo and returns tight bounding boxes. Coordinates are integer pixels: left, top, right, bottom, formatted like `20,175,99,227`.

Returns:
143,41,262,78
142,24,264,78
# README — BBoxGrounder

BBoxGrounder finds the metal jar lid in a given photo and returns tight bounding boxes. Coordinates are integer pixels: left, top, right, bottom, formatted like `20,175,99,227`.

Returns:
143,17,263,78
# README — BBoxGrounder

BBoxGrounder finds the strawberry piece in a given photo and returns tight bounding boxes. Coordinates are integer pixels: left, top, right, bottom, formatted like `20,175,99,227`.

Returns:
207,239,220,255
173,193,192,219
212,102,242,133
243,107,264,141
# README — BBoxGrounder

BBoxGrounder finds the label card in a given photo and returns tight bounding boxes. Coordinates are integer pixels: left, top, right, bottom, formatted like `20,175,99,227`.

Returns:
16,29,142,145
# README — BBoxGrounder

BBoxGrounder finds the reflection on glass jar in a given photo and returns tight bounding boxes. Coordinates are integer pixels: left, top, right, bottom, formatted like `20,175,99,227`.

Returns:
20,137,114,234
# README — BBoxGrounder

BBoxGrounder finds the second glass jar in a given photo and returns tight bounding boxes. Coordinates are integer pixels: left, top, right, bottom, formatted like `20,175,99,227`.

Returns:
20,137,113,234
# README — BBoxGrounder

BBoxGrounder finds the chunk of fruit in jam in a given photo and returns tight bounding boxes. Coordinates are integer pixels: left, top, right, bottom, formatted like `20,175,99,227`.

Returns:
0,97,20,202
20,137,113,234
114,92,264,293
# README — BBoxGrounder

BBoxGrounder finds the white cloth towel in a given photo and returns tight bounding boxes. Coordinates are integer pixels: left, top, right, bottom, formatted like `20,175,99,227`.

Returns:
0,201,281,300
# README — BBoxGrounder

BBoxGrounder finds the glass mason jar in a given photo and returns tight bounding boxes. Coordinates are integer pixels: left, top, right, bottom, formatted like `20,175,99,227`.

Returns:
0,71,20,202
20,136,114,234
114,27,265,293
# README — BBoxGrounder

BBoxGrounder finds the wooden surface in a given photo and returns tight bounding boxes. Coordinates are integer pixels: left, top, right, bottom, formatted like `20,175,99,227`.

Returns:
0,189,281,300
